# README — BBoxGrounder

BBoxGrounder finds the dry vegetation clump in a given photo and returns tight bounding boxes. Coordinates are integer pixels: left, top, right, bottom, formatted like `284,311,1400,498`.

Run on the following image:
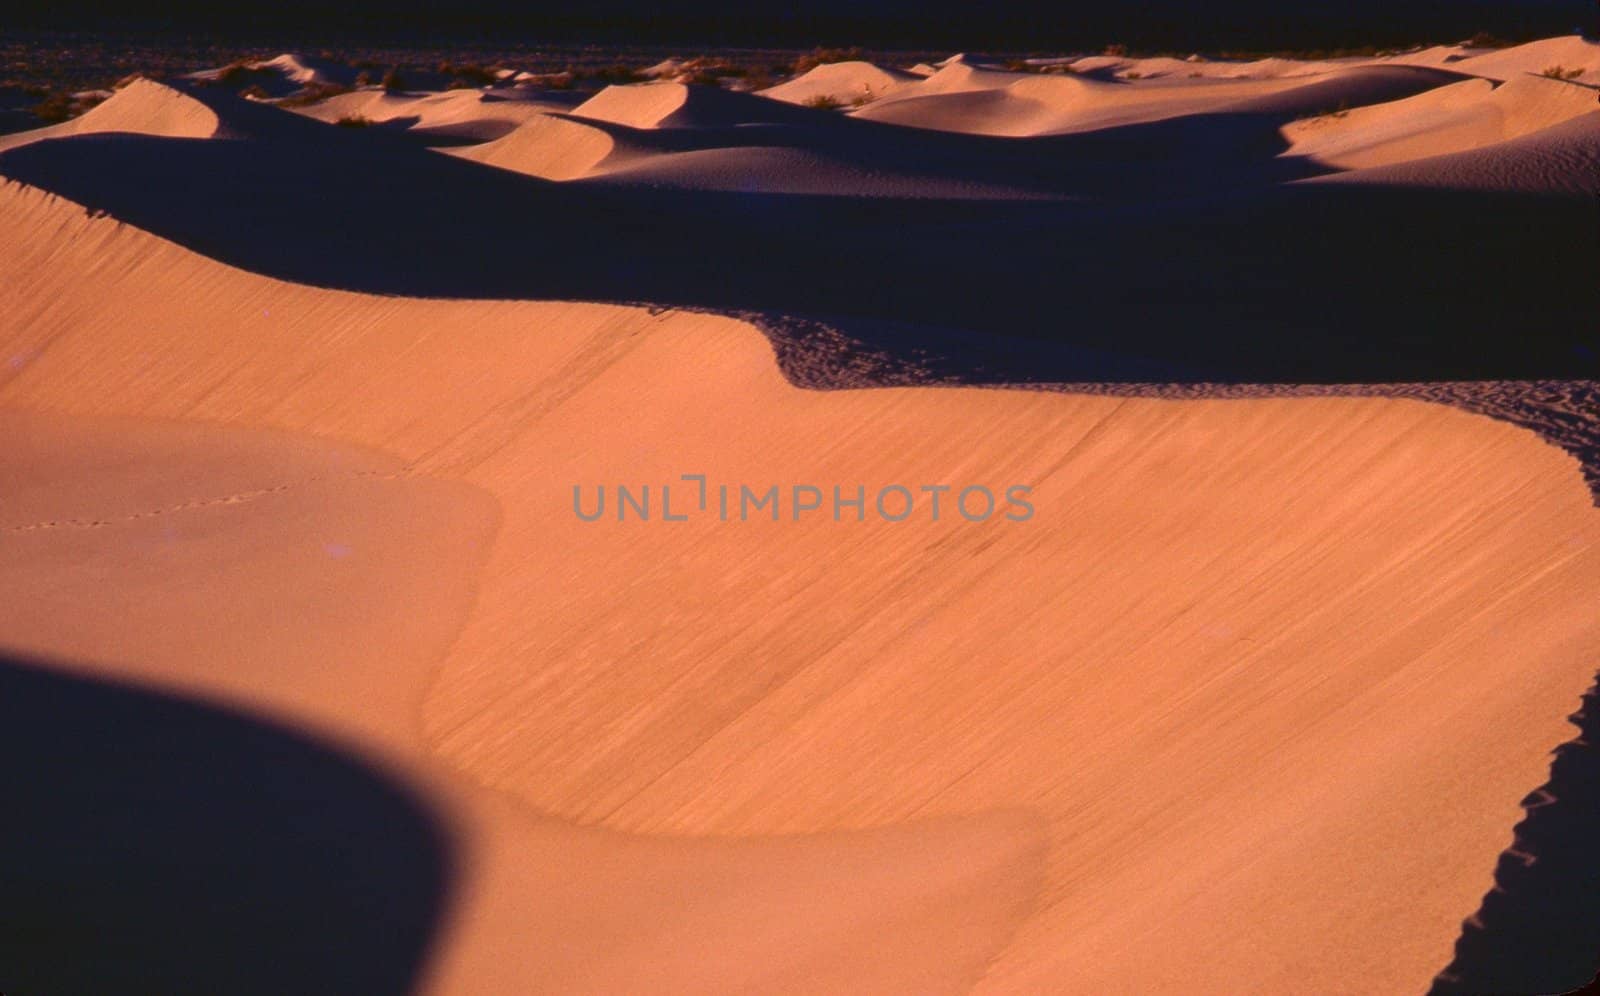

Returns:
675,58,737,86
1465,31,1516,49
581,63,644,85
523,71,576,90
212,58,270,87
803,94,844,110
438,61,499,89
277,81,353,107
1003,59,1077,75
30,89,109,123
1540,65,1584,80
793,47,864,74
334,114,373,128
1294,100,1352,127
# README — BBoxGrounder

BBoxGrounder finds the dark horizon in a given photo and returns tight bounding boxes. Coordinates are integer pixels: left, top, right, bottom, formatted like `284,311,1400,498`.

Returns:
6,1,1594,53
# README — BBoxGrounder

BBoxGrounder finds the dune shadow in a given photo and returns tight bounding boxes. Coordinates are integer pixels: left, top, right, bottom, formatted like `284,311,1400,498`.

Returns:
0,653,453,996
558,103,1342,197
0,114,1593,383
1429,670,1600,996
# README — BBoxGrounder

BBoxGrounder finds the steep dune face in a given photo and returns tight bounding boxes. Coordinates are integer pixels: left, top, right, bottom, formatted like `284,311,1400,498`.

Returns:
2,180,1597,993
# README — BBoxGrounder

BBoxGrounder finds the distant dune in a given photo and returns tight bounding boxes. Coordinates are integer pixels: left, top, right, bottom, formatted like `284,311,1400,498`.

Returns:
1,33,1598,994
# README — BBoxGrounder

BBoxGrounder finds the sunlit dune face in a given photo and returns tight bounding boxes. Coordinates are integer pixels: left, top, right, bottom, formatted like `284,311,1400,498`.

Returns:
0,30,1597,991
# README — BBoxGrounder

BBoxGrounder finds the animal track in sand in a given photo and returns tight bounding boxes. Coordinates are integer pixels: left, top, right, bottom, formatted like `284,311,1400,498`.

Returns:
1,466,419,533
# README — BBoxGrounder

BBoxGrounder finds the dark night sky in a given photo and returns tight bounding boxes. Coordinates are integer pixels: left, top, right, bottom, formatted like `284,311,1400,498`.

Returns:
6,0,1594,50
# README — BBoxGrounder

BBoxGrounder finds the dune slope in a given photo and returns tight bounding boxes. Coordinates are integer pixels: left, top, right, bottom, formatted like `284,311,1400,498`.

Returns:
1285,74,1599,169
1,178,1597,993
0,78,219,153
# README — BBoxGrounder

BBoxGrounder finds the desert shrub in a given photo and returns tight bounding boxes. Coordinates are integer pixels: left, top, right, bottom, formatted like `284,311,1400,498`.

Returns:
1003,59,1073,74
740,68,776,90
277,81,353,107
215,59,262,86
30,88,108,123
239,84,269,100
664,57,745,86
803,94,843,110
334,114,372,128
678,67,724,86
585,63,643,85
793,47,863,74
1301,100,1351,123
439,61,499,88
380,67,406,92
1466,31,1514,49
1541,65,1584,80
1122,70,1145,80
524,71,575,90
31,91,75,123
1103,43,1129,57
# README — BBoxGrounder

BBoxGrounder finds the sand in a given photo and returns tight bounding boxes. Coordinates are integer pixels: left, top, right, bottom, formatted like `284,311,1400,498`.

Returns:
1284,73,1598,170
0,78,220,153
296,88,564,143
760,60,921,106
1,33,1597,994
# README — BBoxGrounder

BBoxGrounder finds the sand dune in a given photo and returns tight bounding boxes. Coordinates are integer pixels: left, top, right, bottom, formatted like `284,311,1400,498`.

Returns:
760,60,920,106
571,81,823,129
0,183,1053,994
1309,109,1600,196
855,65,1455,136
2,170,1598,993
1,96,1591,376
1432,35,1600,83
1284,74,1600,169
185,52,359,96
1,33,1598,993
0,78,219,152
293,88,562,143
847,36,1595,139
450,111,631,178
